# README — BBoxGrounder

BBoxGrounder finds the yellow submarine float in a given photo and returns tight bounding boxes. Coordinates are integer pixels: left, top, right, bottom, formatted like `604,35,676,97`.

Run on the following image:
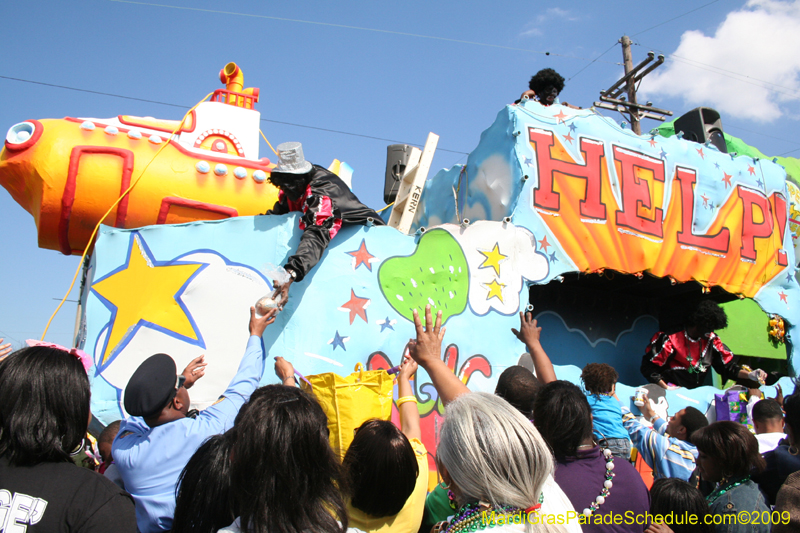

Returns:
0,63,285,255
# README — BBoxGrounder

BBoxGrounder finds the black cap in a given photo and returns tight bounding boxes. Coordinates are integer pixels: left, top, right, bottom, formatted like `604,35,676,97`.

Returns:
124,354,178,418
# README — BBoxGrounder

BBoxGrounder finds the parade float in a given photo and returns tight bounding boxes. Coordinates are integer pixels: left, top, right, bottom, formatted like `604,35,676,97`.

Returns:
2,63,799,481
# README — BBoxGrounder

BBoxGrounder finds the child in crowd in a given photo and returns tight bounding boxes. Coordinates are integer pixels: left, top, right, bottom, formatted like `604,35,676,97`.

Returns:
98,420,124,489
580,363,631,460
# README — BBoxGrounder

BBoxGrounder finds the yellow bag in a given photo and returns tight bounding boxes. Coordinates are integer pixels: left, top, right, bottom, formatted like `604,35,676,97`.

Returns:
301,363,394,458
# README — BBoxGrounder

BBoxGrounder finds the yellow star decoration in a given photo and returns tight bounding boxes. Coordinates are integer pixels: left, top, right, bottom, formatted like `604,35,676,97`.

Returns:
479,243,507,276
485,279,506,302
91,237,204,364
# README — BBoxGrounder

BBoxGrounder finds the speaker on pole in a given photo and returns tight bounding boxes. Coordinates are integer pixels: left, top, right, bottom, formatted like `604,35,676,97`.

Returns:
673,107,727,153
384,144,414,204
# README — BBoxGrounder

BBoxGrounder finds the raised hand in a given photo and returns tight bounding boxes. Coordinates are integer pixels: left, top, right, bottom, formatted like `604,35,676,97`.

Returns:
181,355,207,389
249,306,277,337
407,305,445,368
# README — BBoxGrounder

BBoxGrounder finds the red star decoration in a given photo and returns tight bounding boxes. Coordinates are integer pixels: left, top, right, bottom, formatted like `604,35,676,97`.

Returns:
553,111,568,124
697,147,704,159
748,165,756,175
779,291,788,304
347,239,375,271
722,173,732,189
538,235,551,253
648,138,658,148
340,289,370,324
563,132,574,144
701,194,709,207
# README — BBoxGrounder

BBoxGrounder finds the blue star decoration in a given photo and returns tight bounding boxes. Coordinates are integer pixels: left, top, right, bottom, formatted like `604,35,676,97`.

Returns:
788,272,795,283
378,317,395,332
568,123,577,133
757,178,764,188
659,148,668,160
329,331,348,351
524,157,534,167
714,162,720,169
548,251,558,264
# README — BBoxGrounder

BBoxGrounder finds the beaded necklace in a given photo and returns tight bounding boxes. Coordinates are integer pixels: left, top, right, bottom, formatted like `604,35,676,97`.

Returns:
705,476,751,503
443,493,544,533
443,502,521,533
580,448,616,516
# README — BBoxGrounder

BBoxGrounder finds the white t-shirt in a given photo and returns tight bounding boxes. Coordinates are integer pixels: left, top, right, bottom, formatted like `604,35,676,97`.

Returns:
540,475,582,533
756,432,786,454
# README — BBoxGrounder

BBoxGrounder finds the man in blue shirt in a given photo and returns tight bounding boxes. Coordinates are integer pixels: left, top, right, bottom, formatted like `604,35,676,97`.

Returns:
113,307,276,533
619,393,708,481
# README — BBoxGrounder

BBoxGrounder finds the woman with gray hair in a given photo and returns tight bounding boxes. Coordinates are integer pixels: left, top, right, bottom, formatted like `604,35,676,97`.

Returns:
434,392,577,533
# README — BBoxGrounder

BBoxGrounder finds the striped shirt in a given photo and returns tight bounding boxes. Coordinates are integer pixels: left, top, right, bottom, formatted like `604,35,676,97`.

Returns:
621,406,697,481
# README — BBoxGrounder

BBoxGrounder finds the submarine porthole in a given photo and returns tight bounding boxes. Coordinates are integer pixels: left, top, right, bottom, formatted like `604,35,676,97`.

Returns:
6,122,35,144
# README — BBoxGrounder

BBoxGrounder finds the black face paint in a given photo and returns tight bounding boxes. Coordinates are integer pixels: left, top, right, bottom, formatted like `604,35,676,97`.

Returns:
269,171,310,201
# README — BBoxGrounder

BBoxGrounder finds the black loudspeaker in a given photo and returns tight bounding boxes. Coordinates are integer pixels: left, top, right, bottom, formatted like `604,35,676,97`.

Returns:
384,144,414,204
673,107,727,153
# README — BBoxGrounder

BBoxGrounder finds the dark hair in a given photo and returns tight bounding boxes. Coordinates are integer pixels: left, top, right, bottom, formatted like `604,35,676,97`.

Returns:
231,385,348,533
752,399,783,423
528,68,565,95
580,363,618,395
687,300,727,334
783,393,800,438
649,478,714,533
533,381,593,459
172,434,236,533
692,421,765,478
495,366,541,419
343,419,418,517
99,420,121,446
680,407,709,444
0,346,90,466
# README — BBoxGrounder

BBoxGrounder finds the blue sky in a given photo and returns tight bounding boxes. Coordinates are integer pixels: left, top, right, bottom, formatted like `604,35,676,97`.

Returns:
1,0,798,349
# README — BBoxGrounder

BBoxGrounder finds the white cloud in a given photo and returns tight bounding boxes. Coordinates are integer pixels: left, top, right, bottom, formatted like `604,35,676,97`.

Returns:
642,0,800,122
519,8,576,38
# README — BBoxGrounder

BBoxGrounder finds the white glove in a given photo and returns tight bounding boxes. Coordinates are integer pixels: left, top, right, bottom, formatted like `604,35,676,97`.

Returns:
747,369,767,384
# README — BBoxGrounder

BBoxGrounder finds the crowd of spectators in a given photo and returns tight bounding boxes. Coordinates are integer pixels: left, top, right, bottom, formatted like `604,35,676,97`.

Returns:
1,304,797,533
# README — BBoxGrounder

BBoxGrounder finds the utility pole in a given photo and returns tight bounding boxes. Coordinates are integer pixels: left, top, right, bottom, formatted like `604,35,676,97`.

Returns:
594,35,672,134
621,36,639,134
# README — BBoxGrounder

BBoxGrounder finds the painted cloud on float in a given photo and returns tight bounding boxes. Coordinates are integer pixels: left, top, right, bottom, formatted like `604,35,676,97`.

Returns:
441,221,549,315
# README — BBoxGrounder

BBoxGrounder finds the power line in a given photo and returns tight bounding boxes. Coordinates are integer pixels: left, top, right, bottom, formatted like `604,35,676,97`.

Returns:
567,41,620,82
0,330,22,345
108,0,617,64
658,53,800,98
628,0,800,98
632,0,721,37
0,75,186,108
571,1,722,83
0,75,468,155
725,123,800,147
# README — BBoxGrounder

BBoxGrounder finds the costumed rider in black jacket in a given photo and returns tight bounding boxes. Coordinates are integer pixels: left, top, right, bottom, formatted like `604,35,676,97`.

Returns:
266,142,385,305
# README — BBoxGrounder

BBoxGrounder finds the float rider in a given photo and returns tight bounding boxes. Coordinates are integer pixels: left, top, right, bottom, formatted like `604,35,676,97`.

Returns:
265,142,384,306
641,300,767,390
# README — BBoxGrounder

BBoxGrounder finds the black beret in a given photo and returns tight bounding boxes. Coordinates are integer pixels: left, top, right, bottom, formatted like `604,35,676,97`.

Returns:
124,354,178,418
